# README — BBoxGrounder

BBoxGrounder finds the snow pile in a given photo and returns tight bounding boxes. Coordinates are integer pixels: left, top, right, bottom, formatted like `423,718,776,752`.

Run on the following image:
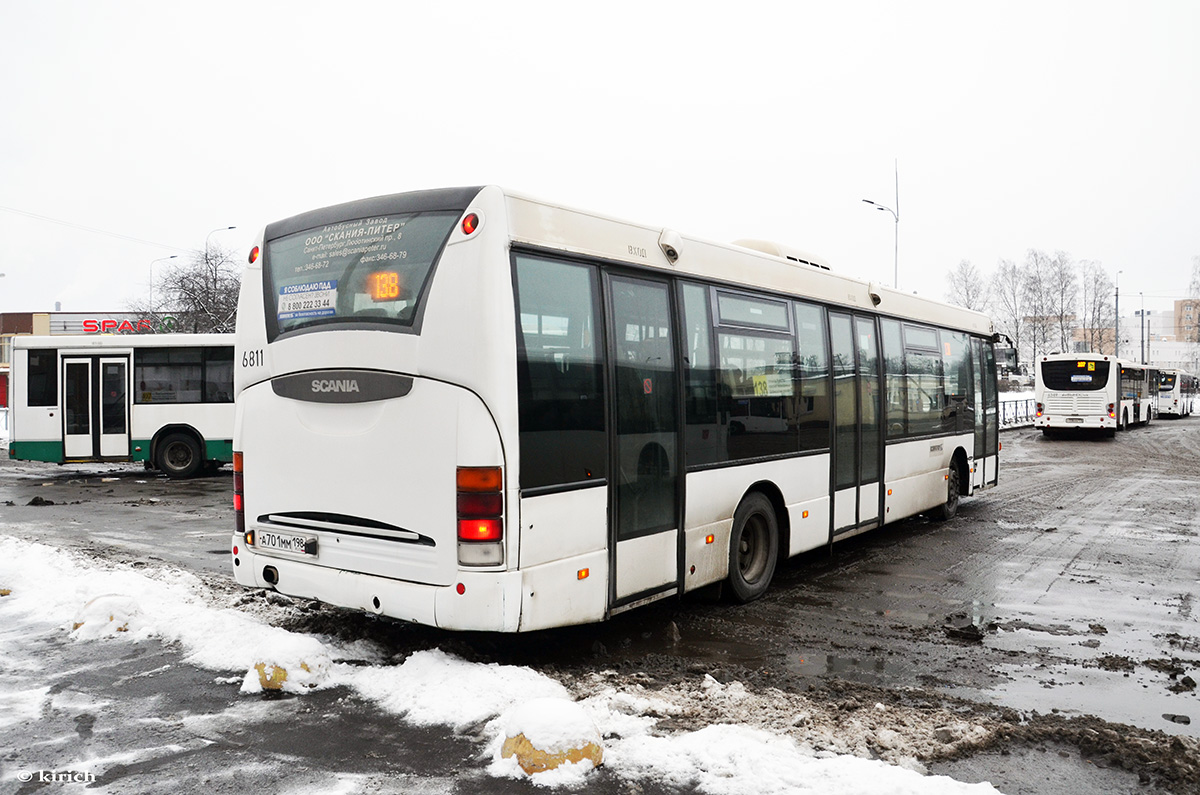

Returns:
344,648,569,730
0,535,1002,794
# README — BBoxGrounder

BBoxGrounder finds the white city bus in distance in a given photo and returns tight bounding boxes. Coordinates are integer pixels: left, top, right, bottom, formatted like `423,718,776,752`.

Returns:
1035,353,1154,436
7,334,235,476
231,186,1003,632
1157,369,1197,417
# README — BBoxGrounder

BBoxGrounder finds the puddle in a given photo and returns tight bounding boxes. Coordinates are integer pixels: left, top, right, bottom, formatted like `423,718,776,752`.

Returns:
984,663,1200,738
786,651,911,682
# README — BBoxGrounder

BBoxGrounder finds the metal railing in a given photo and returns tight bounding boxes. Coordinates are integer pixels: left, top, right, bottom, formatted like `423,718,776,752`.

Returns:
1000,398,1036,428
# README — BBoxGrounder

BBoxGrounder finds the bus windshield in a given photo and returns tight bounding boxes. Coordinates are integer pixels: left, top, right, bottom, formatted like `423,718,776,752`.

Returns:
265,211,459,337
1040,359,1110,391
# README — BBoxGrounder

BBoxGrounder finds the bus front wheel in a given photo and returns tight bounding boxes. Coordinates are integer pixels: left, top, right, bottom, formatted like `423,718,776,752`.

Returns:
157,433,202,479
727,493,779,603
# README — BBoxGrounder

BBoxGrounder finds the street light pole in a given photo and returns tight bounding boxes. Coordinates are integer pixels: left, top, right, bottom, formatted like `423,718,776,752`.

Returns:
1140,292,1146,365
1114,270,1123,358
862,160,900,289
205,226,237,261
149,255,177,307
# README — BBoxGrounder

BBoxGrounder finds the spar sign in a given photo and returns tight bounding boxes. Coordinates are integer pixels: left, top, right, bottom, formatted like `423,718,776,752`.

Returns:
81,316,177,333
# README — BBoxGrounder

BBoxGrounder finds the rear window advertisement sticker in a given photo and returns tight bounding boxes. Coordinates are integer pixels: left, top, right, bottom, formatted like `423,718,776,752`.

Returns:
278,280,338,320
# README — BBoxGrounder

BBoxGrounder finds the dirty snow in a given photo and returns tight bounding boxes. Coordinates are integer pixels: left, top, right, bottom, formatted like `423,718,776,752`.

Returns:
0,535,1002,793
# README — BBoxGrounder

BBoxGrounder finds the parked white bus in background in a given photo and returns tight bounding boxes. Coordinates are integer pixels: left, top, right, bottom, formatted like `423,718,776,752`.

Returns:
1157,369,1197,417
1035,353,1154,436
7,334,234,477
231,186,1005,632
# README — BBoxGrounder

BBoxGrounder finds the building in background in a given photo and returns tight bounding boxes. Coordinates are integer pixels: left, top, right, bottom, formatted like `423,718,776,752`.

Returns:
1176,299,1198,344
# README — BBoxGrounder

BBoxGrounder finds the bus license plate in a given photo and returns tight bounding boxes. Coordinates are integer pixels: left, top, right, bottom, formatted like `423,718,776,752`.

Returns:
1066,417,1084,423
257,529,318,557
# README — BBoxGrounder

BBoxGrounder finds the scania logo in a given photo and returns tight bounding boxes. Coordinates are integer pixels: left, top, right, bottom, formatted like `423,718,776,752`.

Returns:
311,379,361,393
273,370,412,403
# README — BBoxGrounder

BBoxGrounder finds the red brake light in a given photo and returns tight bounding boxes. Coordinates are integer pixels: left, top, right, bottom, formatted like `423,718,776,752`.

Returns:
458,518,503,541
461,213,479,235
248,246,260,264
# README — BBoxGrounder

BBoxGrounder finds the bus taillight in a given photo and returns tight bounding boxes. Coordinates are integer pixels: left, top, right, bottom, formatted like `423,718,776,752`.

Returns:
1107,403,1116,419
1035,402,1043,418
458,518,502,541
233,451,247,539
456,466,503,566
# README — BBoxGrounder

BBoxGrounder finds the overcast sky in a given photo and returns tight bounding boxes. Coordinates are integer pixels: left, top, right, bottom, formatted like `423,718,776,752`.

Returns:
2,1,1197,316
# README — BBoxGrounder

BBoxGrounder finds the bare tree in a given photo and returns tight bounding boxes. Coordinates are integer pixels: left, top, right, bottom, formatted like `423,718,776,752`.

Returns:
1077,261,1114,354
1046,250,1078,352
1022,249,1056,360
129,245,241,333
991,258,1026,363
945,259,990,312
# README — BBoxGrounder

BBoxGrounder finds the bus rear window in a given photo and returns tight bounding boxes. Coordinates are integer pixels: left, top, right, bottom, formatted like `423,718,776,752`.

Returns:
1040,360,1110,391
1159,373,1176,392
264,211,459,337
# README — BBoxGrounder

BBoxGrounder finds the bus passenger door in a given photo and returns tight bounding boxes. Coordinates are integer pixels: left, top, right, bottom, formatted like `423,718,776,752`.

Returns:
62,358,93,459
607,274,680,606
829,313,882,534
62,356,131,460
99,357,130,458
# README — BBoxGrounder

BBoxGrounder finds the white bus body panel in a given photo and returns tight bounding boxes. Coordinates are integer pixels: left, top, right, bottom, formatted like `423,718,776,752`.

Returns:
237,376,502,589
10,350,58,446
517,486,607,569
683,455,832,589
883,434,969,520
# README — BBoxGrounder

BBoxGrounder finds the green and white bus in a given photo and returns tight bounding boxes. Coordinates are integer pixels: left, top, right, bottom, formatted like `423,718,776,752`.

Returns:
7,334,234,477
231,186,1003,631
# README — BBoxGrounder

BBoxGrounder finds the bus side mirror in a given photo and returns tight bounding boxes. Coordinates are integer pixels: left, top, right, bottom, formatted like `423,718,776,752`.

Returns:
997,346,1018,371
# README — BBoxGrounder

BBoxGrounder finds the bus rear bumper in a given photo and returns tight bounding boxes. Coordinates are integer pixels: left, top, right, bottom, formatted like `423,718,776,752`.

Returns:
1034,416,1115,430
232,546,523,632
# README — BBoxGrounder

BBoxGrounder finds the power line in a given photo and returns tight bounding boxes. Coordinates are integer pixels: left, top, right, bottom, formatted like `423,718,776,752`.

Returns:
0,205,192,253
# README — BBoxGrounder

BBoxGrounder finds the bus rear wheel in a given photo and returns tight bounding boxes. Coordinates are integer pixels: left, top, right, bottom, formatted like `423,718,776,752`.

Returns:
157,433,202,479
727,493,779,603
932,465,961,521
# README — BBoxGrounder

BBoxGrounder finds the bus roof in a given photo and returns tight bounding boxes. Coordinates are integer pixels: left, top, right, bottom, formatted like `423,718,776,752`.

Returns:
498,187,994,337
13,333,234,351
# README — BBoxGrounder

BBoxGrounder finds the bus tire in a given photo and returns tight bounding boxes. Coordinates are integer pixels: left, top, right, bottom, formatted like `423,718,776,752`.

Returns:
157,433,202,479
727,493,779,603
932,465,960,521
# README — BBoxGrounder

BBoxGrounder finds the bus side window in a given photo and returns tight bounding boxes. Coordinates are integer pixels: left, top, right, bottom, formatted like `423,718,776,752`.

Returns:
27,350,58,407
514,254,606,489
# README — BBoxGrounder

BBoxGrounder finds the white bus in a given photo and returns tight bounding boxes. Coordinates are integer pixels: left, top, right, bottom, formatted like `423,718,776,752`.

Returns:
7,334,235,477
1034,353,1154,436
1157,369,1197,418
231,186,1004,632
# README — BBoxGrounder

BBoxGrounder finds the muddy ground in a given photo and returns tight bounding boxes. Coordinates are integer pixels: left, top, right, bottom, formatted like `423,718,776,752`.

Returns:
2,418,1198,793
